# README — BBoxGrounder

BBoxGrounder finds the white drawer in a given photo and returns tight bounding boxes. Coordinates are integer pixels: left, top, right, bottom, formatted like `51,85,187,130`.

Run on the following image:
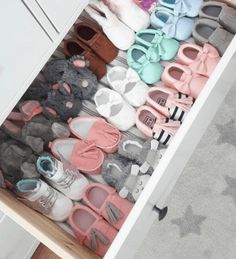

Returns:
0,0,51,123
36,0,84,32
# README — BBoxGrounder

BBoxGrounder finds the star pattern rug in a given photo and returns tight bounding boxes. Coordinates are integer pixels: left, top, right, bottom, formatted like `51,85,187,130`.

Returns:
135,82,236,258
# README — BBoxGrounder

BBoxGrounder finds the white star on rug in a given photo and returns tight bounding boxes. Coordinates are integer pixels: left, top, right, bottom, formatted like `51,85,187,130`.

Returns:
171,205,206,237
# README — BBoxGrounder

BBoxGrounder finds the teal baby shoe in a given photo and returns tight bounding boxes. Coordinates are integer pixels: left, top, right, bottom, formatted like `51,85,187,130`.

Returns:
127,44,163,84
150,6,194,41
136,29,179,61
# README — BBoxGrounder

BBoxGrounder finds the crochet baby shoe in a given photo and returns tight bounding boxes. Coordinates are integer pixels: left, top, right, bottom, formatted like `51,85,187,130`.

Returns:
159,0,201,17
84,2,135,51
147,86,193,121
136,105,180,145
136,29,179,61
193,19,234,56
151,6,194,41
199,1,236,34
94,88,136,131
127,44,163,84
177,43,220,77
161,62,208,99
107,66,148,107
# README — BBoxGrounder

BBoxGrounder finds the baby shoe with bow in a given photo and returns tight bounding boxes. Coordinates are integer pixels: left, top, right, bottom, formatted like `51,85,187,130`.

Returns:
151,6,194,41
161,62,208,99
177,43,220,77
107,66,148,107
127,44,163,84
136,29,179,61
94,88,136,131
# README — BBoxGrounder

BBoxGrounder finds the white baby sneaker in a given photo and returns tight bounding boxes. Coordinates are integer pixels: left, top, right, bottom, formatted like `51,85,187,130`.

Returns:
106,0,150,32
16,179,73,222
37,156,89,201
85,0,135,50
107,66,149,108
94,88,136,131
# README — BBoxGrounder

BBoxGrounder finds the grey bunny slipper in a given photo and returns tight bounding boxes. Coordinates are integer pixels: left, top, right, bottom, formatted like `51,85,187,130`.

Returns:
102,154,151,203
199,1,236,34
0,140,39,184
118,136,165,174
193,19,233,56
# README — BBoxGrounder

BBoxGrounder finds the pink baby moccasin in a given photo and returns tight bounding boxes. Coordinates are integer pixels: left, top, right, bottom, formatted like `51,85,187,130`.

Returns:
177,43,220,77
49,138,104,175
146,86,193,122
69,204,118,257
68,116,122,153
161,63,208,99
136,105,180,145
83,183,133,230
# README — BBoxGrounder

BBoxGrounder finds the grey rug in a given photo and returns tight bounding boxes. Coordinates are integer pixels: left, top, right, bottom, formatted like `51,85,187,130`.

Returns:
135,84,236,259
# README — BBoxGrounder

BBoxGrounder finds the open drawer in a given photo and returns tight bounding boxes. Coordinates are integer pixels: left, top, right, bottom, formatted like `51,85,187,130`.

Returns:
1,7,236,259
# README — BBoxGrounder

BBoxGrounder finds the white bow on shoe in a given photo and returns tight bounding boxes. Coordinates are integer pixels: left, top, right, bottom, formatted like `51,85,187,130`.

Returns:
105,0,150,32
85,0,135,50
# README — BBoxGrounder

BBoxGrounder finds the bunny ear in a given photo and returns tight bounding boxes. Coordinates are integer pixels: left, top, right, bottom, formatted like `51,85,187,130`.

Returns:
119,187,129,198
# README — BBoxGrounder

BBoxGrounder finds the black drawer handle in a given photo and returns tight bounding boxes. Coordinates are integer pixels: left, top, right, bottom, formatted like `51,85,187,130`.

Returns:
153,206,168,221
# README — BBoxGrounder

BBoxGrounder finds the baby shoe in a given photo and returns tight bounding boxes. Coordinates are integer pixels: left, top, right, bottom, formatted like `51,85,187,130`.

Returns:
177,43,220,77
104,0,150,32
49,138,105,175
193,19,234,56
134,0,157,13
199,1,236,34
37,156,89,201
0,139,39,184
147,86,193,121
136,105,180,144
118,136,165,170
136,29,179,61
159,0,201,17
69,204,118,257
83,183,133,230
84,2,135,51
107,66,148,107
42,83,82,122
64,38,107,80
151,6,194,41
68,116,121,153
74,21,118,62
161,62,208,99
127,44,163,84
16,179,73,222
94,88,136,131
102,154,151,202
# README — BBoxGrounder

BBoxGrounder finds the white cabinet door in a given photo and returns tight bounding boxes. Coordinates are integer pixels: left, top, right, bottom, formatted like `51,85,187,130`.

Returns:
36,0,83,32
0,0,51,124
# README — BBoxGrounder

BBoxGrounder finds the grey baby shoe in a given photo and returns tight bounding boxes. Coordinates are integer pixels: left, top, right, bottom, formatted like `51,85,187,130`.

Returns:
102,154,151,203
193,18,234,56
118,136,165,173
199,1,236,34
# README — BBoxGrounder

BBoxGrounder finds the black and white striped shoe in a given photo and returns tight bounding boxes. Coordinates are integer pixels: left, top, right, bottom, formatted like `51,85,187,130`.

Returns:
147,86,194,122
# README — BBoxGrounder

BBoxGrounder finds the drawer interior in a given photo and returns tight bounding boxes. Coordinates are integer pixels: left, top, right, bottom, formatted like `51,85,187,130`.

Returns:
1,6,236,259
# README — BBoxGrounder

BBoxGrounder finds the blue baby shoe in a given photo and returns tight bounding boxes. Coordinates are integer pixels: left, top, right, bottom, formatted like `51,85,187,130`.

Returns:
127,44,163,84
158,0,201,17
150,6,194,41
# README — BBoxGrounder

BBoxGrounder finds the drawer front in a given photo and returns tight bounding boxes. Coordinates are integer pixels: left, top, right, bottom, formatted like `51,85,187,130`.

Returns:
0,0,51,124
105,36,236,259
36,0,83,32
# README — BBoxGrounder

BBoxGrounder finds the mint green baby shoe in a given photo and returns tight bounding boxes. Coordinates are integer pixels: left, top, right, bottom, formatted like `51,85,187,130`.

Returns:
127,44,163,84
136,29,179,61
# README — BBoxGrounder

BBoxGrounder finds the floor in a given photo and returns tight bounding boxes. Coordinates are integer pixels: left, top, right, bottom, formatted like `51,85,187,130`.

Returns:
32,244,59,259
134,83,236,258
